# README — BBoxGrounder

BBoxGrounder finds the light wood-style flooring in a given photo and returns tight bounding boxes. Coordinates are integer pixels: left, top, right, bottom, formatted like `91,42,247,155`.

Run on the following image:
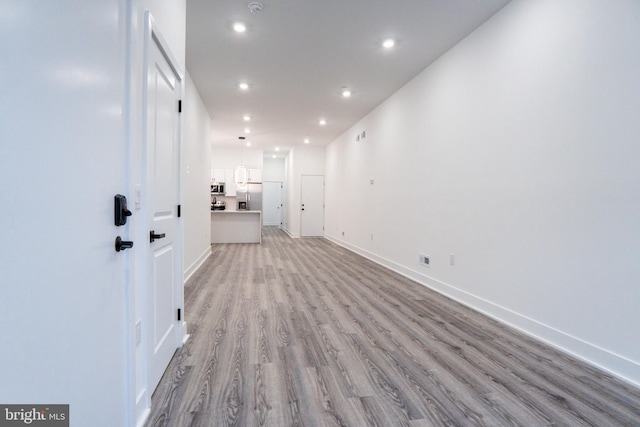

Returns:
145,227,640,426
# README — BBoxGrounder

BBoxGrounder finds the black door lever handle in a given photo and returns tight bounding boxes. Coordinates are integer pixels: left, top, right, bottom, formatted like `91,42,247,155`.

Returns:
150,230,166,243
115,236,134,252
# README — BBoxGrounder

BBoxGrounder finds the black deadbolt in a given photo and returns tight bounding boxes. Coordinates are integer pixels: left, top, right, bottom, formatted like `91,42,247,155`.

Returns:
114,194,132,226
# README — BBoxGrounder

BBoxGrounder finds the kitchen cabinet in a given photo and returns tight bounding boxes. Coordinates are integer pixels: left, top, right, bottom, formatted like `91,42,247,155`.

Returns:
247,168,262,183
225,169,236,196
211,211,261,243
216,168,260,196
211,168,226,183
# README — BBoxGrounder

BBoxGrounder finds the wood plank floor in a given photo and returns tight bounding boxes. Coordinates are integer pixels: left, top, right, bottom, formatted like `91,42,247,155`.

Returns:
145,227,640,426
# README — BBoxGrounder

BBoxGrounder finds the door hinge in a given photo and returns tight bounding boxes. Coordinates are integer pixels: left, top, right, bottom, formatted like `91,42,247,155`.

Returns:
177,204,181,217
177,308,182,321
178,100,182,113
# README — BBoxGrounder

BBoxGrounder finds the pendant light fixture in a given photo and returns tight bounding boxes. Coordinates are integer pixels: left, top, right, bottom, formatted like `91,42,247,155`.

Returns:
234,136,248,190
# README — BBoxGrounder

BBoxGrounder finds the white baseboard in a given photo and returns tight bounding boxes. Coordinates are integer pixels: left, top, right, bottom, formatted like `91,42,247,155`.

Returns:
324,233,640,388
283,226,299,238
183,246,212,284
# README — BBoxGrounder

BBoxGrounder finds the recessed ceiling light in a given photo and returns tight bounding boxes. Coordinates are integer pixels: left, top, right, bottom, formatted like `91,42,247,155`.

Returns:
243,115,251,121
244,128,251,133
319,119,327,126
275,147,280,151
233,22,246,33
238,82,249,90
304,138,310,144
382,38,395,49
246,141,251,147
272,155,276,158
342,89,352,98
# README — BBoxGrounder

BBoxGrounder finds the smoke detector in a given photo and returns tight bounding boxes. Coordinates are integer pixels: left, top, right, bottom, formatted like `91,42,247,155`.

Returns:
248,1,264,13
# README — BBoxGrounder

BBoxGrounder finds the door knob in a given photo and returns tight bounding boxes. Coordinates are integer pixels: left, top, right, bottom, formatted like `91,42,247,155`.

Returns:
115,236,134,252
150,230,166,243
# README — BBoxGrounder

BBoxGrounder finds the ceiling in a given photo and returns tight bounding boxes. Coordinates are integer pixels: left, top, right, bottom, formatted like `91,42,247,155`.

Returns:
186,0,511,159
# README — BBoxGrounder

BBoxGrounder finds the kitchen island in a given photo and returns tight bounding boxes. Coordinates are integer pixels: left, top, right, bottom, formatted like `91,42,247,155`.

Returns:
211,210,262,244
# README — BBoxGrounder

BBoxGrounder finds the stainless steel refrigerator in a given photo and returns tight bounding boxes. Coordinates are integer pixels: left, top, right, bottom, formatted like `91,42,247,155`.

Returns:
236,183,262,212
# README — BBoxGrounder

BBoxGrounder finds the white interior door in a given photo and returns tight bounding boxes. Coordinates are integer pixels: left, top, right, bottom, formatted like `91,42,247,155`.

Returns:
300,175,325,237
146,30,182,393
263,181,282,227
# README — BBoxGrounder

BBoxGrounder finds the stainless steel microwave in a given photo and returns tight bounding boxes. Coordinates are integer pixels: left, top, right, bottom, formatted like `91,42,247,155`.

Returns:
211,183,225,195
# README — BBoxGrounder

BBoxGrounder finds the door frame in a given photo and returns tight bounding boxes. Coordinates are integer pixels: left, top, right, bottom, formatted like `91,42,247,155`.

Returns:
133,11,185,421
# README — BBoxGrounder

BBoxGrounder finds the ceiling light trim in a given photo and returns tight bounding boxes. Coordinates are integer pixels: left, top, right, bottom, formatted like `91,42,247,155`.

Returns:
248,1,264,13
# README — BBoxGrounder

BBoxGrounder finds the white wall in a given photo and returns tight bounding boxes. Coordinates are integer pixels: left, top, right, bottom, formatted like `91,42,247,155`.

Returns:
263,157,286,182
211,147,263,170
284,146,326,237
283,153,292,233
182,72,212,282
325,0,640,387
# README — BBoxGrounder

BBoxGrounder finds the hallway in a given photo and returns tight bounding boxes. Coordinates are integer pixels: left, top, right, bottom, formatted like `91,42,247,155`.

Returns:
145,227,640,426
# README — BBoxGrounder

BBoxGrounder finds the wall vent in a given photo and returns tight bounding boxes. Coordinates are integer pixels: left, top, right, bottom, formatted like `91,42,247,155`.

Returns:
419,254,430,267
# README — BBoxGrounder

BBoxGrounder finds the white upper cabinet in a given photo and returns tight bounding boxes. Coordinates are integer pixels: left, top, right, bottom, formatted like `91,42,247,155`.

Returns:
211,168,226,183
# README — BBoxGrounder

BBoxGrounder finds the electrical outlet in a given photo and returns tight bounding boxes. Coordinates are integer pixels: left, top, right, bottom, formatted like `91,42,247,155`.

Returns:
419,254,430,267
450,254,455,266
